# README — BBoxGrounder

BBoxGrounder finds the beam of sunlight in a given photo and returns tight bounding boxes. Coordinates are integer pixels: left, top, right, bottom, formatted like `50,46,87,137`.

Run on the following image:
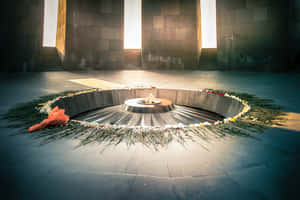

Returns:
69,79,125,89
124,0,142,49
201,0,217,48
43,0,59,47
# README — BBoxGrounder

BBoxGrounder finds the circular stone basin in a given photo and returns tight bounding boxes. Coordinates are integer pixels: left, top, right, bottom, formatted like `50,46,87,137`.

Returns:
124,98,175,113
49,88,247,128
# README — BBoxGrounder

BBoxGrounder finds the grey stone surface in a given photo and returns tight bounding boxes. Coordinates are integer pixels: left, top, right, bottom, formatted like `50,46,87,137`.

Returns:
166,16,179,29
136,88,156,98
226,97,244,118
112,89,136,105
161,0,180,16
236,9,253,24
94,91,105,108
216,96,235,117
75,93,93,114
157,89,178,104
253,7,268,21
102,90,114,107
0,71,300,199
153,16,164,30
109,40,122,51
101,28,121,40
175,90,244,118
288,0,300,70
101,0,113,14
97,40,110,51
175,28,186,40
216,0,294,71
55,88,244,119
175,89,192,106
2,0,297,72
191,93,216,113
142,0,198,69
63,0,124,69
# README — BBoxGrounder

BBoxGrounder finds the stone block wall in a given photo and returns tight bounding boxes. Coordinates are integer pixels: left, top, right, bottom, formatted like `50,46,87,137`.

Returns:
0,0,44,71
217,0,289,71
289,0,300,71
142,0,199,69
0,0,298,72
64,0,124,69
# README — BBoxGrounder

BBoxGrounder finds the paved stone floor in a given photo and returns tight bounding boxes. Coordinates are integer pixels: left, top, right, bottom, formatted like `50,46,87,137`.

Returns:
0,71,300,200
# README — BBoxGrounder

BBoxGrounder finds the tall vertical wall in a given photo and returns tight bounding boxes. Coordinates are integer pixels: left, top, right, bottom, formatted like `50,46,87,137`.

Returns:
0,0,298,71
0,0,44,71
142,0,199,69
289,0,300,71
217,0,289,71
64,0,201,70
64,0,124,70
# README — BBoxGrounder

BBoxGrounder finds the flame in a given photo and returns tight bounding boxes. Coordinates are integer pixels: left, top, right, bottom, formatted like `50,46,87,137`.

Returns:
145,93,154,104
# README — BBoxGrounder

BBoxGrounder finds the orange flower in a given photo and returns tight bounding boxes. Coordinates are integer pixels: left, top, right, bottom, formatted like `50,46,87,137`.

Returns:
28,106,69,132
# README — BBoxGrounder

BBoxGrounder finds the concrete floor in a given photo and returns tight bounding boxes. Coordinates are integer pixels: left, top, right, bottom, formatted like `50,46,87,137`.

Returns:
0,71,300,200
